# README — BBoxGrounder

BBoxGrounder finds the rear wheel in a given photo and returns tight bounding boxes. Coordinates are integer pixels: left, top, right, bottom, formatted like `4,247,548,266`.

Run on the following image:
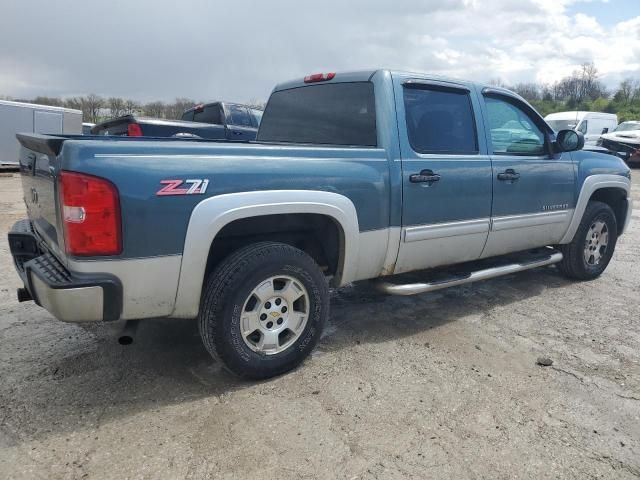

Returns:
198,242,329,379
558,201,618,280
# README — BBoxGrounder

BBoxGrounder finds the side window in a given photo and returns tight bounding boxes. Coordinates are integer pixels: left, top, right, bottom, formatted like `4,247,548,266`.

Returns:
404,86,478,154
484,96,546,155
194,105,222,125
226,105,254,127
578,120,588,134
181,110,194,121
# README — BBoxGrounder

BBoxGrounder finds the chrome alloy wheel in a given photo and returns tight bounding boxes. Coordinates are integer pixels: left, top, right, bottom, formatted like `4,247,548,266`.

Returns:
584,220,609,266
240,275,310,355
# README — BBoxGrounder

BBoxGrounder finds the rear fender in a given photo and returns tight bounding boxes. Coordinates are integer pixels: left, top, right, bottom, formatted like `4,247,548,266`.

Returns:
171,190,360,318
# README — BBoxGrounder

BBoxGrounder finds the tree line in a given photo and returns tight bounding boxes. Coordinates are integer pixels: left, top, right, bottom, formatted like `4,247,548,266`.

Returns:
491,63,640,122
1,94,266,124
3,63,639,123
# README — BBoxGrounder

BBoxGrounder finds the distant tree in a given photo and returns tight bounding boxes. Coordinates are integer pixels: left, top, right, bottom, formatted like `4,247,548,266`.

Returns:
143,101,165,118
64,97,82,111
164,97,196,119
513,83,540,101
488,78,508,88
108,97,126,118
613,78,640,104
32,96,64,107
80,94,104,123
124,99,140,115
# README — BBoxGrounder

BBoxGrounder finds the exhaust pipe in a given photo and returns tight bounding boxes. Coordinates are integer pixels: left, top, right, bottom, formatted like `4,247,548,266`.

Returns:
118,320,139,345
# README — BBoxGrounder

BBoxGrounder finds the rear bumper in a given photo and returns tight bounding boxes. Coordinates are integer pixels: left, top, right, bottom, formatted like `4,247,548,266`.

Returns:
8,220,122,322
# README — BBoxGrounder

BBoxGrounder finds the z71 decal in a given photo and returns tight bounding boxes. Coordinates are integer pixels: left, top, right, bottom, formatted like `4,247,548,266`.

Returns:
157,179,209,196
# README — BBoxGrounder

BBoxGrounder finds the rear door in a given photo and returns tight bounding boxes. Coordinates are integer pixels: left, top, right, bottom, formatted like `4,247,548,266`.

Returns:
479,90,575,258
393,75,493,274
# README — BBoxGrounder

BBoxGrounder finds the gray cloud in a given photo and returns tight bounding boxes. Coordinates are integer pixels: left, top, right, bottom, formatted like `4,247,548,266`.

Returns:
0,0,638,103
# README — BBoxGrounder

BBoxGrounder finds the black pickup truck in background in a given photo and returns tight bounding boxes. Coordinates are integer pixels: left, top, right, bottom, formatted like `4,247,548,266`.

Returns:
91,101,263,141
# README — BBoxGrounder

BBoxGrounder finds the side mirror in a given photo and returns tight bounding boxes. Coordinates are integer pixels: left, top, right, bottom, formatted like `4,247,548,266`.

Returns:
601,128,609,134
555,129,584,153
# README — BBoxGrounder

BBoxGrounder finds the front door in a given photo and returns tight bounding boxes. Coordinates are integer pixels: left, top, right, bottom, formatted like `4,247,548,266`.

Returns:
479,91,576,258
393,75,493,274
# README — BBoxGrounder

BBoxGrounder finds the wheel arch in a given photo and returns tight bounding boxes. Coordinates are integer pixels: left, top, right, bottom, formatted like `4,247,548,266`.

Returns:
560,174,631,244
171,190,360,318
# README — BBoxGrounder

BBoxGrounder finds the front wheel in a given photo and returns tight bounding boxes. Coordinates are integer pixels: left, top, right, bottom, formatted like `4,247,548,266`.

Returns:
558,201,618,280
198,242,329,379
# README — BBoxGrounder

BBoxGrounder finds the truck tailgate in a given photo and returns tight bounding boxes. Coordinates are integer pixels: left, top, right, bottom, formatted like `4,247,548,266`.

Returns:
16,134,65,259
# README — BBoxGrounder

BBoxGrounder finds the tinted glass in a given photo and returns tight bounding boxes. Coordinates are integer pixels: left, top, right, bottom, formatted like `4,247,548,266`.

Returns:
250,108,263,126
194,105,222,125
484,96,546,155
181,110,194,121
257,82,377,146
226,105,254,127
403,86,478,154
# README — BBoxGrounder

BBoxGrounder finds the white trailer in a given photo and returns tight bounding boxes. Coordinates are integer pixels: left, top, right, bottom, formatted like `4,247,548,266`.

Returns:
0,100,82,166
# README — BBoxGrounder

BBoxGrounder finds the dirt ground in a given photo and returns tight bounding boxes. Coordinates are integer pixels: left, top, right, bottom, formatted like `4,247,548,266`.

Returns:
0,173,639,480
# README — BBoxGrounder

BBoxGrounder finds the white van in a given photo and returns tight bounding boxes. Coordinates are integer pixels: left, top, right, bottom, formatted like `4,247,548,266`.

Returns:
0,100,82,166
544,111,618,146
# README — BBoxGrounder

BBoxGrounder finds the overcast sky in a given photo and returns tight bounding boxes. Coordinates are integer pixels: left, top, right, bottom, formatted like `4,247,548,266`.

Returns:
0,0,638,104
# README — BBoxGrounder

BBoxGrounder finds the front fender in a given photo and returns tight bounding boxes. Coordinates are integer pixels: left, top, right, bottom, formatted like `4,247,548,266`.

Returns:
171,190,360,318
559,174,631,244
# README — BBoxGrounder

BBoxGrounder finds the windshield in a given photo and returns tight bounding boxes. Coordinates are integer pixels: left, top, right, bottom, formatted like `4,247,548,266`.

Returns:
546,119,579,132
614,122,640,132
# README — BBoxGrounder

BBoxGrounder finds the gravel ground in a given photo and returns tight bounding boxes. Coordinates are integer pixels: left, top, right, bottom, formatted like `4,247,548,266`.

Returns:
0,173,639,479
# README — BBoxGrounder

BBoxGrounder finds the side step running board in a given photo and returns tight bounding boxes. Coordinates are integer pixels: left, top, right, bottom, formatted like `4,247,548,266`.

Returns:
376,251,563,296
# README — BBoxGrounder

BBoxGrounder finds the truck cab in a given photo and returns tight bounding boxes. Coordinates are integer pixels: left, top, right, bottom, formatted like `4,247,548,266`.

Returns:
181,102,263,141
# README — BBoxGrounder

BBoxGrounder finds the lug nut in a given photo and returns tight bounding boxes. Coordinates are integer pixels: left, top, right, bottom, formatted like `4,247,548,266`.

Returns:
260,313,267,321
265,302,271,309
277,318,283,325
275,298,281,306
266,321,273,329
281,306,287,313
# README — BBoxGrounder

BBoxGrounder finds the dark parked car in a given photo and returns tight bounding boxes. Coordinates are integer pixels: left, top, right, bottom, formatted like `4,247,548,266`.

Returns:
91,102,262,141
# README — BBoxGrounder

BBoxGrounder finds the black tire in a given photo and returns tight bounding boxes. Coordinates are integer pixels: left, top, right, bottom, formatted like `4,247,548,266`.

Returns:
558,201,618,280
198,242,329,379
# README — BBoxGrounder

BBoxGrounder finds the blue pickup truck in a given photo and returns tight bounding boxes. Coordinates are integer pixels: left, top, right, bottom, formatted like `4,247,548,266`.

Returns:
8,70,632,379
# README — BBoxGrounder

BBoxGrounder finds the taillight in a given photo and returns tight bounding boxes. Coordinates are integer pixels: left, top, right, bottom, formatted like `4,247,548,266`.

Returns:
127,123,143,136
303,72,336,83
59,171,122,256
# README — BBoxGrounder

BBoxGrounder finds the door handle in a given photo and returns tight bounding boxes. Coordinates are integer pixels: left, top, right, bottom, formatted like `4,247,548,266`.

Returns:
410,169,441,184
497,169,520,181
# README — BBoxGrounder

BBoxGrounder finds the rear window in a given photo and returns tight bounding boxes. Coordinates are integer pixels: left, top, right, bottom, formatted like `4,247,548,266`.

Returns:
404,85,478,154
257,82,377,146
193,105,222,125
